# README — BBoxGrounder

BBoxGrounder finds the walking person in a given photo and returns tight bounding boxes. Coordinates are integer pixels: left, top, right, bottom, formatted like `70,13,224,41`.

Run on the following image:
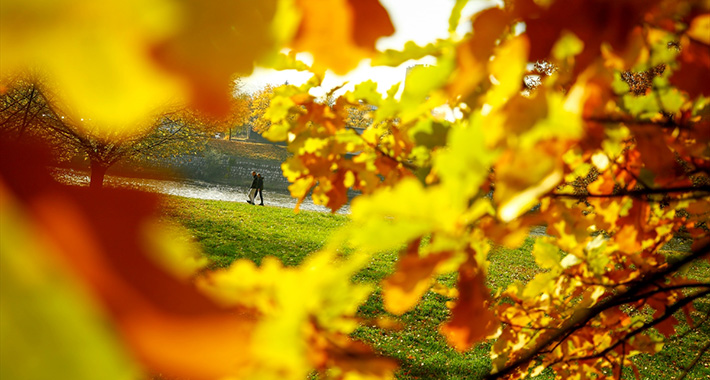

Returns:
247,171,258,204
255,173,264,206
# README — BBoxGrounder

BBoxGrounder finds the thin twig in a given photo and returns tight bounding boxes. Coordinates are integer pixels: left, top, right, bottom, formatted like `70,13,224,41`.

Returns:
483,242,710,380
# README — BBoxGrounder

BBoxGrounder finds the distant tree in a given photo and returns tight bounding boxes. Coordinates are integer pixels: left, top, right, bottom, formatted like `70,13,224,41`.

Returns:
0,76,222,189
222,77,251,140
248,84,277,134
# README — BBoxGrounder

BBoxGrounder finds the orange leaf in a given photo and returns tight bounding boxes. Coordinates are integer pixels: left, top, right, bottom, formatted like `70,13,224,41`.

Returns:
292,0,394,74
383,239,451,315
670,37,710,98
629,125,686,187
440,252,498,351
448,7,511,98
514,0,662,76
654,315,679,338
0,140,258,379
348,0,395,50
151,0,279,116
306,321,398,377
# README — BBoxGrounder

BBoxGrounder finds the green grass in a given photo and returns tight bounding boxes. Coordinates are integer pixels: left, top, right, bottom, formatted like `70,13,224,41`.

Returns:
208,139,289,162
161,196,347,268
161,196,710,380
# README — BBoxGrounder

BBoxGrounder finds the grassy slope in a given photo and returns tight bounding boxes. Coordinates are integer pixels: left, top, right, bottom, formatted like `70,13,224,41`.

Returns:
208,139,289,162
161,196,710,380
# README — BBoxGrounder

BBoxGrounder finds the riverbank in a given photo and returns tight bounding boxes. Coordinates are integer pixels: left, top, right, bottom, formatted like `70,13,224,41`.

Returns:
162,196,709,380
52,167,351,214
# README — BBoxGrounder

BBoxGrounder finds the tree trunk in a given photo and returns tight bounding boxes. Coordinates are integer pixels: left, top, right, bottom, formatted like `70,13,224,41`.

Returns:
89,160,108,190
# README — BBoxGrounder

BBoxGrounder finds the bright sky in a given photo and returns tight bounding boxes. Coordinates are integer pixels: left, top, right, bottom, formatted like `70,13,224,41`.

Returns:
242,0,498,97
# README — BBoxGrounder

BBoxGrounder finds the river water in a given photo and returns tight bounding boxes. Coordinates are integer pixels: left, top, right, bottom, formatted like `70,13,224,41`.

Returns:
52,168,351,215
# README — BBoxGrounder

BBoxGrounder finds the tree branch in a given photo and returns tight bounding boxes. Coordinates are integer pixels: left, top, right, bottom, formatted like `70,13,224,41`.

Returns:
551,185,710,200
564,289,710,363
484,242,710,380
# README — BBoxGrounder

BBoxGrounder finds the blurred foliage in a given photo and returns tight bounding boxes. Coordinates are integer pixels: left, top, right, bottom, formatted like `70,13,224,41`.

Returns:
1,1,710,380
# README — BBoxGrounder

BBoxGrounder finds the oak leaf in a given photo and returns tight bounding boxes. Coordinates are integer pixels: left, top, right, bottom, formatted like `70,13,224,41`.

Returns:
151,0,280,116
291,0,394,74
440,253,498,351
0,140,258,379
514,0,662,76
383,240,452,315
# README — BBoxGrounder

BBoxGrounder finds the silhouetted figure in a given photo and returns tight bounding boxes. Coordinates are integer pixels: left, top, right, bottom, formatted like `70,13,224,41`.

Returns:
247,171,258,204
255,173,264,206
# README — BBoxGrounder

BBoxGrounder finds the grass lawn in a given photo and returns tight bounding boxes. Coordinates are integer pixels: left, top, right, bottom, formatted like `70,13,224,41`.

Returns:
160,196,710,380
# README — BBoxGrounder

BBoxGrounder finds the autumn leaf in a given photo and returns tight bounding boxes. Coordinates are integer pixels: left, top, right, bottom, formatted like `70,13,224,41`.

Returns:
0,0,186,129
629,125,687,187
291,0,394,74
513,0,662,75
0,140,258,379
494,142,566,222
670,37,710,98
198,250,379,379
440,252,498,351
1,182,135,380
383,239,453,315
4,2,710,379
151,0,281,116
447,7,511,99
306,321,398,379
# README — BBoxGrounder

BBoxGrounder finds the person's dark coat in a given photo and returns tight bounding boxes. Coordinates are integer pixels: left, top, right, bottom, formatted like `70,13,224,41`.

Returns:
257,176,264,190
250,174,259,188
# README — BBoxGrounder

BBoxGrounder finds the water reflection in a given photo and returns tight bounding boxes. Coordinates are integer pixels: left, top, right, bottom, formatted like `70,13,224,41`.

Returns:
52,168,351,215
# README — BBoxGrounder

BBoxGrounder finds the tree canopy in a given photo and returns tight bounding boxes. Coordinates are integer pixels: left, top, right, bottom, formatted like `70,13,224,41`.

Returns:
1,1,709,380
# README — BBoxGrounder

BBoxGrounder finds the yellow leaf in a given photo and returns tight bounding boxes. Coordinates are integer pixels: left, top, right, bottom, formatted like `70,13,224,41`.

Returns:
349,178,465,253
688,14,710,45
148,0,281,116
552,30,584,60
495,143,565,222
0,0,185,129
1,0,287,128
448,7,511,99
486,35,529,110
199,251,376,379
532,238,562,270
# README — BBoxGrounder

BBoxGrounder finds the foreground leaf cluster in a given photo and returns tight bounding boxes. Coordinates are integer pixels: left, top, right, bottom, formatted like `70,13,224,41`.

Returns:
1,1,709,380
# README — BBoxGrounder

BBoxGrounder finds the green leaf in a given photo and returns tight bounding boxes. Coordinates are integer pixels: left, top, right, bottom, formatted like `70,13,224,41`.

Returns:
435,114,499,201
622,93,659,117
448,0,469,33
410,119,449,149
399,57,455,122
585,235,611,275
267,52,311,71
650,31,680,66
532,238,562,270
658,88,685,114
612,71,631,95
345,80,383,107
372,40,447,67
523,271,559,298
518,91,584,149
401,60,453,107
552,31,584,60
